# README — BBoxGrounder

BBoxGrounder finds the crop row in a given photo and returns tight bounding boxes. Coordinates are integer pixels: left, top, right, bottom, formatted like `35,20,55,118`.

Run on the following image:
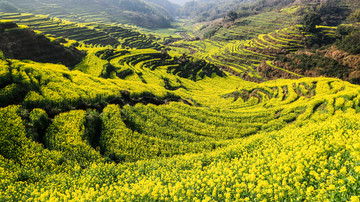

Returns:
0,12,161,49
212,11,299,41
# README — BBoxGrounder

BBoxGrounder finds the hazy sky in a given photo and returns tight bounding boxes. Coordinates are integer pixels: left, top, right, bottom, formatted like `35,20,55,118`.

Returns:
168,0,193,6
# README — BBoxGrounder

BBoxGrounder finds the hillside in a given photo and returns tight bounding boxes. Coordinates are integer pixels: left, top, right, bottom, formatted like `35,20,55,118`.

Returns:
0,0,177,28
2,0,360,201
0,12,163,50
0,21,84,67
168,0,191,6
178,0,297,22
3,47,360,200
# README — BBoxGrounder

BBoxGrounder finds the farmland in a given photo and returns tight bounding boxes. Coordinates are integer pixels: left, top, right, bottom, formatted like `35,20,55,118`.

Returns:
2,51,360,200
1,0,360,201
0,12,162,49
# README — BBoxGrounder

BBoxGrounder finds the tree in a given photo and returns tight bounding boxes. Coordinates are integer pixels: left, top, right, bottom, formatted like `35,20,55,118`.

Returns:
227,11,238,22
335,31,360,54
347,10,360,24
301,12,321,33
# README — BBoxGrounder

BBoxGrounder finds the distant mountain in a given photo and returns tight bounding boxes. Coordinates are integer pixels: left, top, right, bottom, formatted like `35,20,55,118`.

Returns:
145,0,179,15
3,0,178,28
168,0,193,6
178,0,261,21
177,0,305,22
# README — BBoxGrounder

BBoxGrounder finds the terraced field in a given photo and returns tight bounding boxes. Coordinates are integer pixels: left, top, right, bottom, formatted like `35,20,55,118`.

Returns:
171,24,341,82
2,5,360,201
13,3,113,25
2,51,360,200
212,11,299,41
0,12,162,49
171,26,306,80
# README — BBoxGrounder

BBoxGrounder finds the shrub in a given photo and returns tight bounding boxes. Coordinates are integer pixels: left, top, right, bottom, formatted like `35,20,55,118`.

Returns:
335,31,360,54
347,10,360,23
300,12,321,33
203,27,218,39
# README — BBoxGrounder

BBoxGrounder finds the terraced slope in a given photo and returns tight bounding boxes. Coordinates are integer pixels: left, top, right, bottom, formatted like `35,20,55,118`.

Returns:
0,12,162,49
2,50,360,200
2,6,360,201
171,25,342,82
8,0,175,28
0,21,84,67
211,11,299,41
172,26,306,80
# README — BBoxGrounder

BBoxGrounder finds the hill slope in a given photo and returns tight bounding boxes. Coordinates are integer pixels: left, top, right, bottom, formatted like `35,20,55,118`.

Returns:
2,0,360,201
2,0,177,28
2,49,360,200
0,21,84,67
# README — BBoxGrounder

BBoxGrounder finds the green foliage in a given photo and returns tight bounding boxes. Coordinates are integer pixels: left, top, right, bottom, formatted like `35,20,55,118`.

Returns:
211,10,298,41
179,0,296,22
203,27,218,39
100,63,116,79
301,12,321,33
335,30,360,54
336,25,358,36
168,55,225,81
226,10,238,22
0,84,23,107
116,68,134,79
0,13,162,49
304,32,335,48
279,53,349,79
347,9,360,23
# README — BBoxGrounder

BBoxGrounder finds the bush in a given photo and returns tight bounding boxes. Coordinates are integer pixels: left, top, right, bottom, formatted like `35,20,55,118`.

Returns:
100,63,116,79
335,31,360,54
347,10,360,23
300,12,321,33
203,27,218,39
336,25,357,36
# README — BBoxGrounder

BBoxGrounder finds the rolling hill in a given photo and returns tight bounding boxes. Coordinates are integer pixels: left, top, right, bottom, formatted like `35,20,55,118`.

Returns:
1,0,360,201
0,0,178,28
